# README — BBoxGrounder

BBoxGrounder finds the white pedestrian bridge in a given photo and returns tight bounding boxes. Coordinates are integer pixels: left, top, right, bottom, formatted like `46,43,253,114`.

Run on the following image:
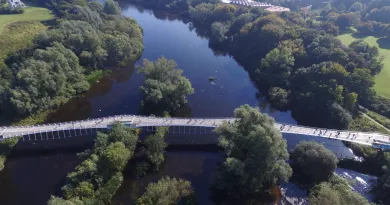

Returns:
1,115,390,150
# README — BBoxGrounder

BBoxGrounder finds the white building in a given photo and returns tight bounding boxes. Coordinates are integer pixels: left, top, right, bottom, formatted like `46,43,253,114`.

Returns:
223,0,290,12
7,0,25,10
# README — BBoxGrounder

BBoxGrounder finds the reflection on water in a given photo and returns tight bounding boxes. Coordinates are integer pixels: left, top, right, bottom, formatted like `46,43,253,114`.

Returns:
0,2,377,205
0,153,81,205
48,66,137,122
112,151,223,205
48,3,296,124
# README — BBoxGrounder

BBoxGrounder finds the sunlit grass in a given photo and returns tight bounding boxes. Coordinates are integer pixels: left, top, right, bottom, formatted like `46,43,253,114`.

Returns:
0,6,53,33
338,34,390,99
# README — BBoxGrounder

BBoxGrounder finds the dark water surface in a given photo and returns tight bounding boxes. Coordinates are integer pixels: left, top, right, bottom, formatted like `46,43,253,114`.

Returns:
0,153,82,205
0,3,376,205
112,151,223,205
48,3,296,123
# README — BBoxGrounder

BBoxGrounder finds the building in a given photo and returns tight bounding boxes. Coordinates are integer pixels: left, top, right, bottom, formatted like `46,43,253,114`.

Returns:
7,0,25,10
265,6,291,12
223,0,290,12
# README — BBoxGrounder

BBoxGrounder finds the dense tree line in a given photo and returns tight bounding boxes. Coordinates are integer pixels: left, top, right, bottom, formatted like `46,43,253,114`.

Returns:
316,0,390,38
0,0,143,118
48,123,170,205
186,2,382,129
48,124,139,204
130,0,384,129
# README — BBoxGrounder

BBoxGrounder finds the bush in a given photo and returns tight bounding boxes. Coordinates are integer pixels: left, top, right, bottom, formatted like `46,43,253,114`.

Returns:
291,141,338,185
0,6,24,14
309,175,370,205
268,87,289,110
136,177,195,205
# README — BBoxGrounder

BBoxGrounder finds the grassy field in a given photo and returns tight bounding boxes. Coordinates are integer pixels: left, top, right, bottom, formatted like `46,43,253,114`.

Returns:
0,21,48,62
0,5,54,62
349,114,390,135
338,34,390,99
0,6,53,33
366,110,390,130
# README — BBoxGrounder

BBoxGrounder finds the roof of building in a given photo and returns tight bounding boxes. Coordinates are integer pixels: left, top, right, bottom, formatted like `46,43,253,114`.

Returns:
265,6,291,12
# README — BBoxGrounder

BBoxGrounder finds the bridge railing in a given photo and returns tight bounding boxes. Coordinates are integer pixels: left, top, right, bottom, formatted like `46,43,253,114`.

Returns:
1,115,237,130
276,122,390,138
3,115,390,140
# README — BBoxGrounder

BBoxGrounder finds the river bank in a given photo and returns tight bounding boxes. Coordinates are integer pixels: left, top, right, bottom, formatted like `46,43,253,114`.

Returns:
0,1,382,204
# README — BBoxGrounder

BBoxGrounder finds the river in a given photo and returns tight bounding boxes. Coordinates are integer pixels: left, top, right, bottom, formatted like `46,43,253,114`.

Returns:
0,2,377,205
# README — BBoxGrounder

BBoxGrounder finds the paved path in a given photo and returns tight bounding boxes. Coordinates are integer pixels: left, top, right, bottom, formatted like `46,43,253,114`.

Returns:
1,115,390,148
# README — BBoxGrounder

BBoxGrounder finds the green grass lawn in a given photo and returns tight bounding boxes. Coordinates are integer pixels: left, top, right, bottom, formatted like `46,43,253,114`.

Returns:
0,6,53,33
0,5,54,63
338,34,390,99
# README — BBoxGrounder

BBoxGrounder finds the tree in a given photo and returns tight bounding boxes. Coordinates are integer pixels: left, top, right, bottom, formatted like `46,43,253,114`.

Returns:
344,92,358,111
104,0,120,15
106,123,139,151
189,3,215,24
210,22,229,44
38,20,107,70
212,4,237,22
136,177,194,205
347,68,375,101
144,127,168,170
309,176,370,205
290,62,352,128
103,33,144,66
102,142,131,171
138,57,194,114
307,35,349,64
256,47,295,87
74,181,95,199
67,5,103,28
329,102,353,129
47,196,84,205
291,141,338,184
368,6,390,23
336,13,359,30
349,40,383,75
10,43,89,115
213,105,292,199
268,87,289,110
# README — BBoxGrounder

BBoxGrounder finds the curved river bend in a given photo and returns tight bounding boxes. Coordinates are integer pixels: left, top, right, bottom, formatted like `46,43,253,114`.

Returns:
0,3,376,205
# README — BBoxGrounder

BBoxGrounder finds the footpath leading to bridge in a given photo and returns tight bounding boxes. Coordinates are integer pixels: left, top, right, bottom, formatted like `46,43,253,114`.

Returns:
1,115,390,149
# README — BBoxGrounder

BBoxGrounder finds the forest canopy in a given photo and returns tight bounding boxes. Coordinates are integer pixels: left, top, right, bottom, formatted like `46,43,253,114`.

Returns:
0,0,143,118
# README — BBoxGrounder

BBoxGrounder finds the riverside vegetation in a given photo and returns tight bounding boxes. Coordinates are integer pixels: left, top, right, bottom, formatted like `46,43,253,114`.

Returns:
47,124,195,205
0,0,389,204
129,0,385,131
0,0,144,123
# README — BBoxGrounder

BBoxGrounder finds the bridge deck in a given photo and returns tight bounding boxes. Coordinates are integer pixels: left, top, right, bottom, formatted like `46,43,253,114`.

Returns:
1,115,389,147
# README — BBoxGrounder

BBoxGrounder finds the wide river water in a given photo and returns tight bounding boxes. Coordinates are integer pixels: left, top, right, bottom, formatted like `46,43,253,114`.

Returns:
0,2,378,205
